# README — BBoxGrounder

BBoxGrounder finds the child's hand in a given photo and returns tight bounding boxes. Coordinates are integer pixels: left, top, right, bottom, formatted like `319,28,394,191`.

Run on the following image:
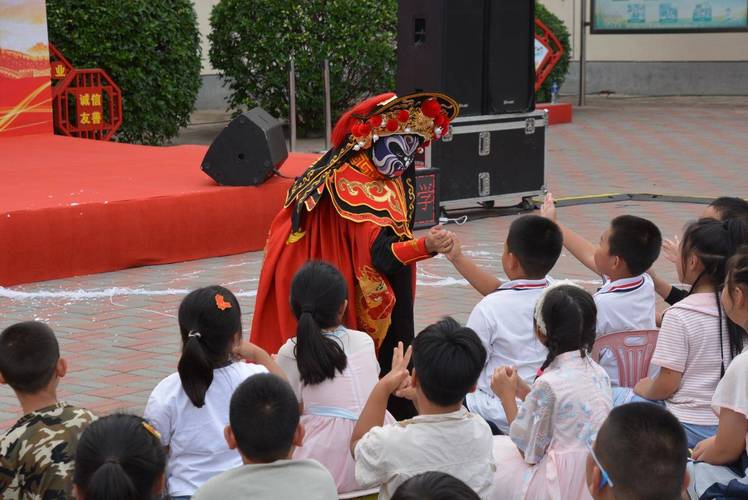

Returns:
379,342,413,395
425,226,452,254
692,435,715,460
539,192,557,222
662,236,681,265
445,232,462,262
491,365,519,401
233,340,269,364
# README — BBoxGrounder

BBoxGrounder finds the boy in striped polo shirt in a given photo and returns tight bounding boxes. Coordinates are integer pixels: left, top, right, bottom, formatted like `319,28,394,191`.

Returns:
446,215,563,433
541,193,662,386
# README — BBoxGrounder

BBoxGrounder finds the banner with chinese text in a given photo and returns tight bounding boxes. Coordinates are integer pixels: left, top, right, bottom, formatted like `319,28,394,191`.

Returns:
592,0,748,32
0,0,53,136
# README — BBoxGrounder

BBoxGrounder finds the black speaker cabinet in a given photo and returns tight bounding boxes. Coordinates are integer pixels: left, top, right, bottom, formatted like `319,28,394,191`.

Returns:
201,107,288,186
424,110,546,208
396,0,486,116
396,0,535,116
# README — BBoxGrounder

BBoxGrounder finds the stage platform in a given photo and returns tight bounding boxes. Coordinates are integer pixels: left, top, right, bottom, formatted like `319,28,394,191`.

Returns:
0,134,318,286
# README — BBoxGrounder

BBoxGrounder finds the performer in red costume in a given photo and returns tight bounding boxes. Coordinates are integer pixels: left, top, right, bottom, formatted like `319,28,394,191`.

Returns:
251,92,458,417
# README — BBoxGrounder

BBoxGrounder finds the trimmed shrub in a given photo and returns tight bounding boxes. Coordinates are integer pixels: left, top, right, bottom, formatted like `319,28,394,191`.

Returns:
209,0,397,136
536,2,572,102
46,0,202,145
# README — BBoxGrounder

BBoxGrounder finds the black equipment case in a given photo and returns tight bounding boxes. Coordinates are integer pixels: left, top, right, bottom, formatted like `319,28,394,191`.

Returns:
419,110,547,210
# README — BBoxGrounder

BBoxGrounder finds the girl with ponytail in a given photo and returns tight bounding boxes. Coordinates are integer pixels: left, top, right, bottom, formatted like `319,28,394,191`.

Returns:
634,217,748,448
276,261,394,496
74,414,166,500
143,285,284,498
490,282,612,500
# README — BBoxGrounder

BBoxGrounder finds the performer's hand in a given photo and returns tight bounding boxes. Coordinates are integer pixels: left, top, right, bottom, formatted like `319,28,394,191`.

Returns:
491,365,519,402
445,232,462,261
380,341,413,395
425,227,452,253
539,192,557,222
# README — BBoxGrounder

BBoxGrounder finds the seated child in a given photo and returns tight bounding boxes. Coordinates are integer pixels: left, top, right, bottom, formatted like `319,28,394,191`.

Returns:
392,471,480,500
653,196,748,306
587,403,689,500
491,283,612,500
687,248,748,498
447,215,563,433
74,413,167,499
351,318,494,499
541,192,662,386
276,261,394,496
633,218,748,448
192,373,338,499
144,285,284,497
0,321,96,498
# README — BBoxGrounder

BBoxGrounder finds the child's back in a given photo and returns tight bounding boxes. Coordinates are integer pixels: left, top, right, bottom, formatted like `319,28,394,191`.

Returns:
0,321,96,498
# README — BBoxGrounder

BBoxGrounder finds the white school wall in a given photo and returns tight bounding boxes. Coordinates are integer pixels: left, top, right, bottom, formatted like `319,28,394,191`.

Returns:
192,0,748,110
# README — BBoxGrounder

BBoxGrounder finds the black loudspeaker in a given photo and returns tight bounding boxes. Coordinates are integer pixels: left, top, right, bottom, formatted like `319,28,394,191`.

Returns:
396,0,486,116
396,0,535,116
201,107,288,186
484,1,536,114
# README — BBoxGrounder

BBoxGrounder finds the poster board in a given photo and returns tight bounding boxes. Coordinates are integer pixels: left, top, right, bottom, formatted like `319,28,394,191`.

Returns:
0,0,53,136
592,0,748,33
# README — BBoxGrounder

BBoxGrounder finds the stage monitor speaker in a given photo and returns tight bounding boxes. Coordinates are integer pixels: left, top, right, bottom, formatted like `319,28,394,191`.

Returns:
396,0,486,116
484,0,536,114
201,107,288,186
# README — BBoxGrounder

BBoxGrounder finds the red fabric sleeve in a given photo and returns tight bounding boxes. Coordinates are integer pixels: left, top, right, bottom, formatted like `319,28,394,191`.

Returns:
391,237,432,265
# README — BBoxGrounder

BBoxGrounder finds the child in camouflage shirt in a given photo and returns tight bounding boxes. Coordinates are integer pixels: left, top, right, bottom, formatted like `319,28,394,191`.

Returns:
0,321,96,499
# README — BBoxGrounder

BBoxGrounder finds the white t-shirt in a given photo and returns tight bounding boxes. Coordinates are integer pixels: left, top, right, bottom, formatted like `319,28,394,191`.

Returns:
712,348,748,452
354,408,495,500
144,362,268,496
594,274,657,386
651,293,730,425
465,277,551,433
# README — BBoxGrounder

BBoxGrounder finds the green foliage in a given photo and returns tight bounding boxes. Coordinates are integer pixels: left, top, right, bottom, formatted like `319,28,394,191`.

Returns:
209,0,397,136
536,2,572,103
46,0,202,145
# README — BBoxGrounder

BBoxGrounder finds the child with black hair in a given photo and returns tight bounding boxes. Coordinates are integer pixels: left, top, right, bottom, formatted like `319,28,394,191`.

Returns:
491,283,612,500
587,403,689,500
0,321,96,498
275,260,393,496
653,196,748,306
392,471,480,500
687,247,748,498
445,214,563,434
351,318,494,499
632,218,748,448
144,285,284,498
74,414,167,500
541,193,662,387
192,373,338,499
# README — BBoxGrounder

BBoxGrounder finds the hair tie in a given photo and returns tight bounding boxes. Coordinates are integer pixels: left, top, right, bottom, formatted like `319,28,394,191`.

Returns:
105,457,119,464
188,331,202,339
142,421,161,440
300,307,315,315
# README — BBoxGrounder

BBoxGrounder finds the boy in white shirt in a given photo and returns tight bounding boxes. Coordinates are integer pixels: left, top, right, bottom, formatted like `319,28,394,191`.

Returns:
445,215,563,433
541,193,662,386
351,318,495,500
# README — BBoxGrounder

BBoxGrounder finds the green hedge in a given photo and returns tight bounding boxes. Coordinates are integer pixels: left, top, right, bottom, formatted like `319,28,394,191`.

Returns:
46,0,202,145
536,2,572,103
209,0,397,136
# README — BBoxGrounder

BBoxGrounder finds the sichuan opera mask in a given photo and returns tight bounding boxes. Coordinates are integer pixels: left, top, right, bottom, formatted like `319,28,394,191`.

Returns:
371,134,422,178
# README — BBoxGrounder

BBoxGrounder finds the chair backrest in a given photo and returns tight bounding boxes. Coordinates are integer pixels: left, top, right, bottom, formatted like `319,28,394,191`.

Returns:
591,330,659,388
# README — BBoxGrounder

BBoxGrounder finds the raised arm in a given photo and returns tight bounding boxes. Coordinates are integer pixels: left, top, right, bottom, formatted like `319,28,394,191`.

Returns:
446,234,501,296
540,193,599,274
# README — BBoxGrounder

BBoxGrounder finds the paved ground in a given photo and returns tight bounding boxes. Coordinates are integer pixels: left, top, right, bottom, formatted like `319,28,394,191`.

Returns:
1,96,746,428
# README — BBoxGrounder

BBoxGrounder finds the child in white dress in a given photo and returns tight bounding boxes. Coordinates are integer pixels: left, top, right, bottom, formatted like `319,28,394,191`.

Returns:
276,261,392,497
490,282,612,500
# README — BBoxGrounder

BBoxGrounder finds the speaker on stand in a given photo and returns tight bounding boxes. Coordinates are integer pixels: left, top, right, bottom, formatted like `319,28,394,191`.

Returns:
201,107,288,186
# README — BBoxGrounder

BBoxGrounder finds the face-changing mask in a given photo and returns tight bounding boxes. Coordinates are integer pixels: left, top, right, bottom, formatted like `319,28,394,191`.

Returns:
370,134,422,178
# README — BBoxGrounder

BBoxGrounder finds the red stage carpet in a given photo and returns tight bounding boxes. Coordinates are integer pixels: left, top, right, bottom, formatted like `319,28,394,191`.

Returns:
0,134,318,286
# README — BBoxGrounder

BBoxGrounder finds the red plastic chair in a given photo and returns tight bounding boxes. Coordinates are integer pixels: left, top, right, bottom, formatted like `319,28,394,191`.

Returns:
591,330,659,388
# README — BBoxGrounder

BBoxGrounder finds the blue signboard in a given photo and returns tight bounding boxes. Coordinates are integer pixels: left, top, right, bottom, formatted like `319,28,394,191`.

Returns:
592,0,748,32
